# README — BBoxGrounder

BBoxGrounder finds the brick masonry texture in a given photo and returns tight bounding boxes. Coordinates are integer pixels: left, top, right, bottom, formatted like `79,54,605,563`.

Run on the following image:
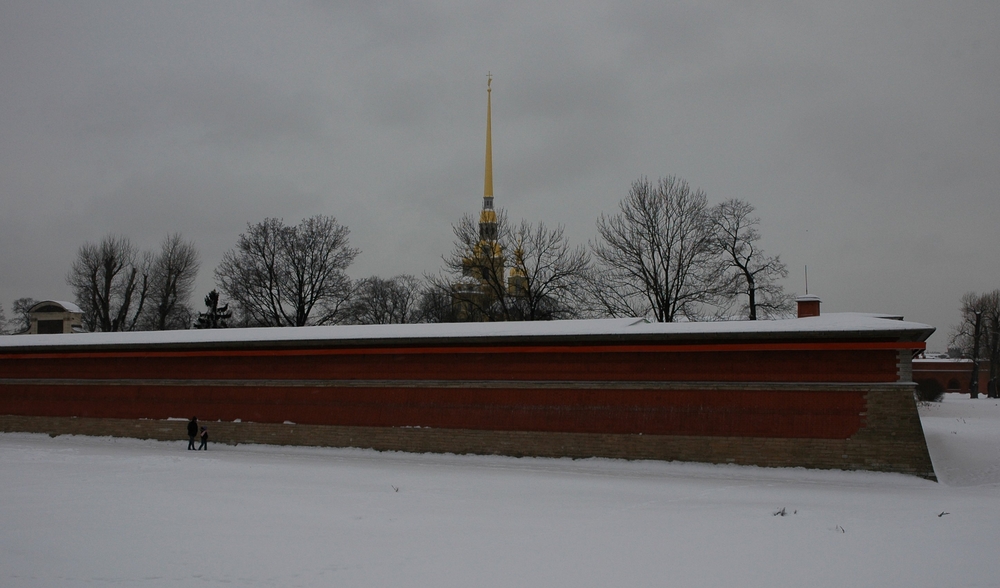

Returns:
0,381,871,439
0,385,935,479
0,331,937,480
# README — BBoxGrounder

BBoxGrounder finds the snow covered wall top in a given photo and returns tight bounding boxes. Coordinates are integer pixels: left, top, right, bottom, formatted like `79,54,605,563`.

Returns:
0,314,934,351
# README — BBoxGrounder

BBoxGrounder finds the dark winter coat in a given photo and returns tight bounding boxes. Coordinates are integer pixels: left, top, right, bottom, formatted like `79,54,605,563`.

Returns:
187,419,198,438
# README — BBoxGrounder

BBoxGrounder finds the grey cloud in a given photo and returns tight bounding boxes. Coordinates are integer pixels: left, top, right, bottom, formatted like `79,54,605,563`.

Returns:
1,0,999,351
60,70,330,149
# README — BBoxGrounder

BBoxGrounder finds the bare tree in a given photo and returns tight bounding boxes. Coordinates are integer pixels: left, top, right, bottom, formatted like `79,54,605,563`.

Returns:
6,297,38,334
950,290,1000,386
215,216,359,327
506,220,590,321
141,234,200,330
435,211,589,322
349,275,422,324
982,292,999,366
415,286,463,323
67,235,151,332
589,176,723,322
711,199,792,320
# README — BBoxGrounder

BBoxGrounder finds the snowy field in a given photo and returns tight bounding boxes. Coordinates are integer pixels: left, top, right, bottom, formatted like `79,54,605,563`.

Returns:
3,396,1000,588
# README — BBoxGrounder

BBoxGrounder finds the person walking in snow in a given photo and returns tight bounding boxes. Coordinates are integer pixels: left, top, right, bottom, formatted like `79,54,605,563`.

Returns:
187,417,199,450
198,426,209,451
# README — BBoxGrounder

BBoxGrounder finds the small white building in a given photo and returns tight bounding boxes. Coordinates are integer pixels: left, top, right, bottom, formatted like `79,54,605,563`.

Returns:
26,301,84,334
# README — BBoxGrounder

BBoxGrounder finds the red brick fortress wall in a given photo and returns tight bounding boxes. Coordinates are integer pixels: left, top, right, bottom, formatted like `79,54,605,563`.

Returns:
0,326,936,479
913,358,990,394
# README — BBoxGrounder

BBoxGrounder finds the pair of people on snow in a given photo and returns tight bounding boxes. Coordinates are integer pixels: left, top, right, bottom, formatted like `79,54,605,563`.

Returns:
187,417,209,450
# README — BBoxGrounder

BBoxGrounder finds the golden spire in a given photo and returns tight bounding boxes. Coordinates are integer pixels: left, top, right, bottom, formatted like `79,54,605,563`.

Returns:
484,72,493,200
479,72,497,235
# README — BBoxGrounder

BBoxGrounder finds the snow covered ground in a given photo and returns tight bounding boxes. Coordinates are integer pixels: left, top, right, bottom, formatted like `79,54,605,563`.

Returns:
3,396,999,587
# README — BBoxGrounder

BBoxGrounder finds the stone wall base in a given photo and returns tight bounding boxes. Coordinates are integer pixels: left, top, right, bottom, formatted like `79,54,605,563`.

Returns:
0,413,936,480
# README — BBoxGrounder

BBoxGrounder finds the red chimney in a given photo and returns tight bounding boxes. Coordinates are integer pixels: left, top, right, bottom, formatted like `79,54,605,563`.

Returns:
796,295,821,318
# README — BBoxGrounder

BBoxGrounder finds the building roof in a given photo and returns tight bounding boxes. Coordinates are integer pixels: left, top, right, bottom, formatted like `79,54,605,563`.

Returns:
27,300,83,314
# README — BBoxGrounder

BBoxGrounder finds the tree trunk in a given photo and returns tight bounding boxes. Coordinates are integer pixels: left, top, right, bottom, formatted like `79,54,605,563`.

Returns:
970,311,982,398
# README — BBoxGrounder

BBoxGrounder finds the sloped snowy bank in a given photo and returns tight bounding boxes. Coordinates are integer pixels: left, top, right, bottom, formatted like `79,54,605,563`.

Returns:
2,395,998,587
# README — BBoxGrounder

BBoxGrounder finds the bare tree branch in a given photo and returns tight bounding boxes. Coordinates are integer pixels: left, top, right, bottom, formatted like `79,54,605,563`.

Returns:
435,211,589,321
951,290,1000,384
589,176,723,322
5,297,38,334
506,220,591,321
439,210,513,322
348,275,423,324
215,216,359,326
711,199,792,320
67,235,151,332
141,234,200,330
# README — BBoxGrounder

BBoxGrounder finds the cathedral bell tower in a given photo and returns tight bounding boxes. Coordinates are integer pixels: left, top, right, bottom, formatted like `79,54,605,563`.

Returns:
463,73,503,281
454,74,529,319
479,73,497,242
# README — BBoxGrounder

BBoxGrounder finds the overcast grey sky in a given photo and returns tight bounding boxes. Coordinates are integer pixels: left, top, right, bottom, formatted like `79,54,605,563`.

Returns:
1,0,997,348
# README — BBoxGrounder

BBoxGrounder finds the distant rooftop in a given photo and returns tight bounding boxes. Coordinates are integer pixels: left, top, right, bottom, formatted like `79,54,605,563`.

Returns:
28,300,83,314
